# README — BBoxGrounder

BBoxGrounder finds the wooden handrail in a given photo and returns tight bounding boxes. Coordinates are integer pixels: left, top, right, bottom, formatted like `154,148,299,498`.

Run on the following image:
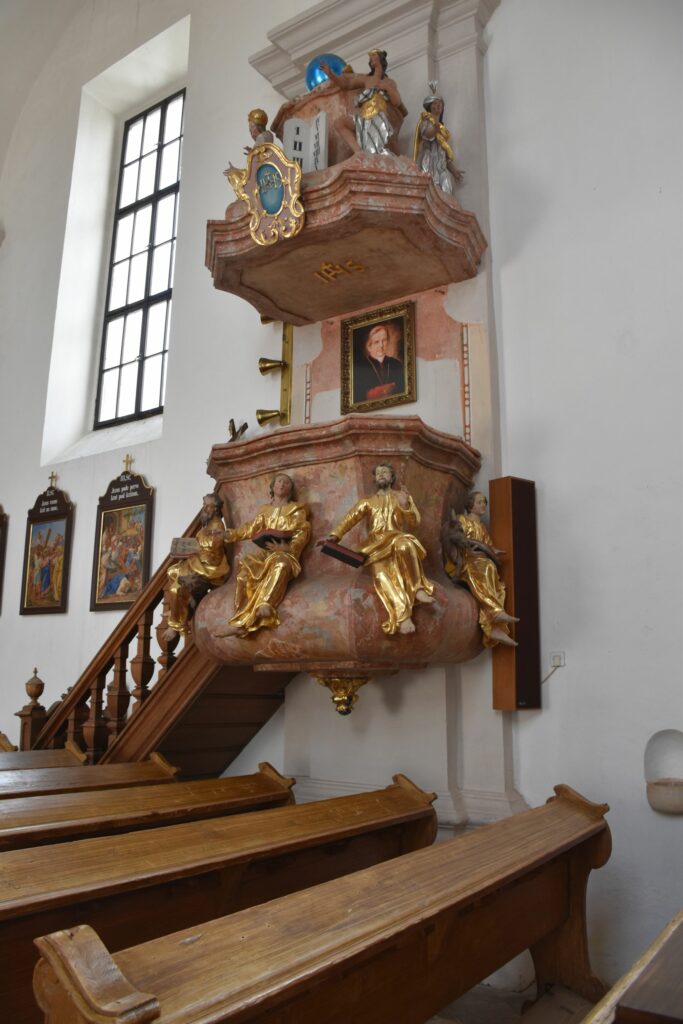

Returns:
32,511,203,756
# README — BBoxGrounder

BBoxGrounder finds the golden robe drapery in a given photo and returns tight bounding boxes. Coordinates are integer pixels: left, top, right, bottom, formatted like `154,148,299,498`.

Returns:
329,490,434,635
227,501,310,635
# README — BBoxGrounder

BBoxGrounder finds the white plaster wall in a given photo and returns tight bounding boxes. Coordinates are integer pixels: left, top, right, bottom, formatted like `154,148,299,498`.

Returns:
484,0,683,980
0,0,313,731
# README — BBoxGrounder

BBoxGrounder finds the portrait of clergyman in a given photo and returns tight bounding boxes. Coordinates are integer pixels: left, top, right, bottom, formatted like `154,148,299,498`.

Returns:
341,301,416,414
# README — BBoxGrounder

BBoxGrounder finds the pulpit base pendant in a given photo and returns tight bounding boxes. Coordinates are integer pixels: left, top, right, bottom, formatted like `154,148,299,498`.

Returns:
315,676,370,715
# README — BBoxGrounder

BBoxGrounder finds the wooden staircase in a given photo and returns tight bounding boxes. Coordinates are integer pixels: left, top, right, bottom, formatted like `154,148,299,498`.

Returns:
29,512,294,778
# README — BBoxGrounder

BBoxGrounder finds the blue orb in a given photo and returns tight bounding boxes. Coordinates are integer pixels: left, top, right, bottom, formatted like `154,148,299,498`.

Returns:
305,53,347,92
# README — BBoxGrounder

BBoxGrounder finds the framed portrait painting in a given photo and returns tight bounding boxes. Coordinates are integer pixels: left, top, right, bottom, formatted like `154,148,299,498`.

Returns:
90,470,154,611
20,485,74,615
341,301,416,414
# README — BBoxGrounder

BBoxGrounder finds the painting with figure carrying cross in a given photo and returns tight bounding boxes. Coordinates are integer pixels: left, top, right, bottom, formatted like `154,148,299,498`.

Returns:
20,481,74,615
341,301,416,414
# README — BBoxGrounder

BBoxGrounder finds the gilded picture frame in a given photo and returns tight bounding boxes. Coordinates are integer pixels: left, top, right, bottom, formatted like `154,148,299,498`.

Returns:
90,471,154,611
341,301,416,414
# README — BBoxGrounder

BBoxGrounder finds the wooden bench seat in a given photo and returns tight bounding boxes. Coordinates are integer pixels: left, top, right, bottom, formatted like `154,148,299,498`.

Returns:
1,773,436,1024
0,762,294,851
0,740,87,771
32,784,610,1024
0,751,177,799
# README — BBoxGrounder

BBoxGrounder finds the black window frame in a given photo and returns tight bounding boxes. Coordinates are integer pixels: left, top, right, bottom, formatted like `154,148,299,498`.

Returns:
94,88,185,429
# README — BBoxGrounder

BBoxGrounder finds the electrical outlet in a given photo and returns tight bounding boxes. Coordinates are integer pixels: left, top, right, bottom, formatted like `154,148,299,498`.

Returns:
550,652,565,668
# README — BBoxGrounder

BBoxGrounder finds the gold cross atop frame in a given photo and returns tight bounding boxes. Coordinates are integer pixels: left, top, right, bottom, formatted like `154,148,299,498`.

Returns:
48,472,58,488
123,454,134,473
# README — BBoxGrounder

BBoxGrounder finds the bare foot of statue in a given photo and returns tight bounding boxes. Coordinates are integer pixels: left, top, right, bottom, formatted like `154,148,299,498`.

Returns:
256,604,274,621
398,617,416,634
213,622,241,638
415,589,435,604
490,627,518,647
163,627,179,643
493,610,519,624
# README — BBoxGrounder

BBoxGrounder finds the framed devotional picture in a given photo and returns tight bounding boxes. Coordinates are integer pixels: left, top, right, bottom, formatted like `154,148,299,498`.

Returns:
90,462,154,611
341,300,416,414
20,480,74,615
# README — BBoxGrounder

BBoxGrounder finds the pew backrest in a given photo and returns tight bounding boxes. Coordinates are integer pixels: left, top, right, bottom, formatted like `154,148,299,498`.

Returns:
0,751,177,799
0,740,87,771
0,761,294,851
31,784,610,1024
1,773,436,1024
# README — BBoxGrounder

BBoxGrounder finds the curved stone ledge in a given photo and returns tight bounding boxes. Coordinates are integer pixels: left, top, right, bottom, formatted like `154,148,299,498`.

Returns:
194,415,483,676
206,152,487,325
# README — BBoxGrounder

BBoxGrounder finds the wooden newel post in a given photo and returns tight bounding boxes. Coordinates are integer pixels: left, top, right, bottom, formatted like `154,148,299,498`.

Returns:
15,668,48,750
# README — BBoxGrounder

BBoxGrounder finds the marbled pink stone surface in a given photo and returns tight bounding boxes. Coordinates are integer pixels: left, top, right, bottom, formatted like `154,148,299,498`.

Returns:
194,416,483,674
312,287,463,404
206,153,487,325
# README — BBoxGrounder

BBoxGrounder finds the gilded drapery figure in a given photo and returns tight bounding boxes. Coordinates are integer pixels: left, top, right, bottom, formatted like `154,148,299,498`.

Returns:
327,464,434,635
444,491,518,647
215,474,310,638
166,494,230,639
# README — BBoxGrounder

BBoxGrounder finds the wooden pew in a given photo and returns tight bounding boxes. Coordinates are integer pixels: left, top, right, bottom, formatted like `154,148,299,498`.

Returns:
32,785,610,1024
0,762,294,851
0,731,17,751
1,773,436,1024
0,751,177,799
579,906,683,1024
0,739,87,771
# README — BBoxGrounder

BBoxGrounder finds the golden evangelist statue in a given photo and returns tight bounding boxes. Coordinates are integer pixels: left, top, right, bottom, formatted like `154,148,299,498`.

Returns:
443,490,518,647
214,474,310,638
324,464,434,635
165,493,231,640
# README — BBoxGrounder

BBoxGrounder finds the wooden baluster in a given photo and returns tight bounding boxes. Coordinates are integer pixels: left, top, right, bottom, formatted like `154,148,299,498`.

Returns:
81,671,109,763
155,588,181,684
66,690,89,752
129,608,156,714
105,641,131,747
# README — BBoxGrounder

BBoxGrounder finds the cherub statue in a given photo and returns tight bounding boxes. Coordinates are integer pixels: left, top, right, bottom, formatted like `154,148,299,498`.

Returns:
322,464,434,635
165,494,231,641
413,82,463,194
225,109,275,197
321,48,408,156
214,474,310,638
244,108,274,153
443,490,518,647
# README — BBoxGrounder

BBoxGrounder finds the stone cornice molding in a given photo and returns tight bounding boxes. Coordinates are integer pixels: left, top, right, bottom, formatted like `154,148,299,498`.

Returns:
250,0,501,97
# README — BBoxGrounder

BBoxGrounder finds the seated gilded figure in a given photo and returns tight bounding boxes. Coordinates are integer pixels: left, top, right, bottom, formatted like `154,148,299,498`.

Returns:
443,490,518,648
321,48,408,157
323,464,434,635
165,493,231,640
214,474,310,638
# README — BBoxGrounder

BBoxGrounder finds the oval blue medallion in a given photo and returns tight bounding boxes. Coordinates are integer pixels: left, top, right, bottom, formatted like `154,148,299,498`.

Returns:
256,164,284,215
